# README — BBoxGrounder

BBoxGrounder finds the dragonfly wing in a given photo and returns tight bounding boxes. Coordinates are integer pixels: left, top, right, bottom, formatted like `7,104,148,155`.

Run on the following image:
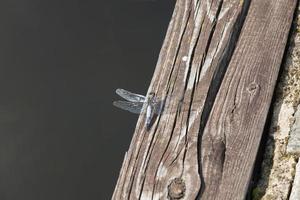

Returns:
116,88,146,103
153,100,164,114
113,100,144,114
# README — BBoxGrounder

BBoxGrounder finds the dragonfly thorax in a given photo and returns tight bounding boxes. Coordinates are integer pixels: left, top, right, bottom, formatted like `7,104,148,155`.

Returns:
113,88,163,130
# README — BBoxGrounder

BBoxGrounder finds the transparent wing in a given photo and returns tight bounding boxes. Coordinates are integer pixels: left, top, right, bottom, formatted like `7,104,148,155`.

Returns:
113,100,144,114
153,100,164,114
116,88,146,103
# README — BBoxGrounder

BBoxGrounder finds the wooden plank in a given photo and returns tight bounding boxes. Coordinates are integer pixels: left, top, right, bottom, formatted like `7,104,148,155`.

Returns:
199,0,297,199
112,0,249,199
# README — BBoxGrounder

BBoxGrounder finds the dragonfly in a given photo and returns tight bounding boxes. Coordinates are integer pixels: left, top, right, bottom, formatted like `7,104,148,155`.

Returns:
113,88,164,130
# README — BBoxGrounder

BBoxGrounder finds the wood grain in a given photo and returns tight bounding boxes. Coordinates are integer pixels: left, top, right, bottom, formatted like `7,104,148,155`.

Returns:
199,0,297,199
112,0,297,199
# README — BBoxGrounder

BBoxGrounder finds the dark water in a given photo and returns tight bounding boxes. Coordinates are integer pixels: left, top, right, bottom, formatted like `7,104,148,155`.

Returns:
0,0,174,199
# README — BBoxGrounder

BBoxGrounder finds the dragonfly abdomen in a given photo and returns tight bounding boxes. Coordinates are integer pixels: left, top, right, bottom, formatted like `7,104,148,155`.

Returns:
146,104,152,129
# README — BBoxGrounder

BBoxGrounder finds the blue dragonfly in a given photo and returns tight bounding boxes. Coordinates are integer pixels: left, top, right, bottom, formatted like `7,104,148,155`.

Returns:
113,88,164,130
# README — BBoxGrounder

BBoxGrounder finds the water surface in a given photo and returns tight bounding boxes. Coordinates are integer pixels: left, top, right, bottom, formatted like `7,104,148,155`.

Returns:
0,0,174,199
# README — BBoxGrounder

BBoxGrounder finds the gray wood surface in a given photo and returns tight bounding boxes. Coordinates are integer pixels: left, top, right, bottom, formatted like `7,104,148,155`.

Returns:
200,0,297,199
112,0,297,199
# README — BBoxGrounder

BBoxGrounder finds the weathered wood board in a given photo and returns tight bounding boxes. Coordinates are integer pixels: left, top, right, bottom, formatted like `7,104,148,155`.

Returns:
199,0,297,199
112,0,297,199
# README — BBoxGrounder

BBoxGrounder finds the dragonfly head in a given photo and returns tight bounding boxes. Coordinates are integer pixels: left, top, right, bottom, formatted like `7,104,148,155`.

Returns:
147,92,157,105
148,92,155,98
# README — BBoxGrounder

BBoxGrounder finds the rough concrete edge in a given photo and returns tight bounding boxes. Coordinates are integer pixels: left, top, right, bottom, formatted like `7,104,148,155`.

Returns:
251,3,300,200
287,104,300,156
289,160,300,200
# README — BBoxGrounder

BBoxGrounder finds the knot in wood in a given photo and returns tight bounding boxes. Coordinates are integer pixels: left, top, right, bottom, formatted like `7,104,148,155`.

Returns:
246,82,259,93
168,178,185,199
